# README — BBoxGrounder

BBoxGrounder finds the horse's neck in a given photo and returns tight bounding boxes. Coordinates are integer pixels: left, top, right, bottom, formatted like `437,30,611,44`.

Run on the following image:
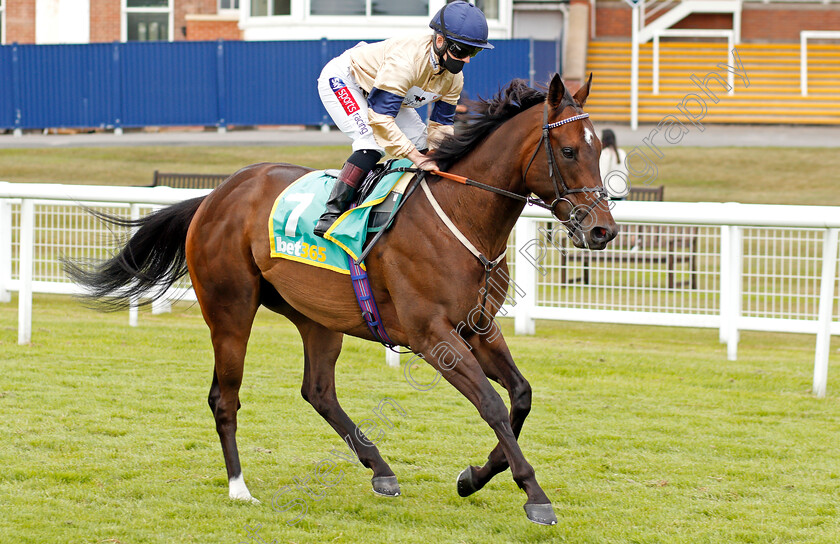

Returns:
428,112,537,260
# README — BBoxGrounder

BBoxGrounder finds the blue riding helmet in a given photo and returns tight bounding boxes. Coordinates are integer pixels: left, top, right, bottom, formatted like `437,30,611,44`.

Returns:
429,1,494,51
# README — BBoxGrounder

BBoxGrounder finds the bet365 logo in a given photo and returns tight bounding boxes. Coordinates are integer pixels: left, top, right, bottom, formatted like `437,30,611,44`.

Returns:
274,238,327,263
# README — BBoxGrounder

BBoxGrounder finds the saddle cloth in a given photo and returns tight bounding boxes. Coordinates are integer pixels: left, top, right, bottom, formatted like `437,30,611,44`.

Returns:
268,159,414,274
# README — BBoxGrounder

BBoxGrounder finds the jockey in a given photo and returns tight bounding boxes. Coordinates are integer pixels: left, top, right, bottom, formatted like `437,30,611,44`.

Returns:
313,0,494,237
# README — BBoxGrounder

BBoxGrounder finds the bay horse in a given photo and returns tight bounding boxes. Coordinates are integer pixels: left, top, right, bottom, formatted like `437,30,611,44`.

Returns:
65,74,616,525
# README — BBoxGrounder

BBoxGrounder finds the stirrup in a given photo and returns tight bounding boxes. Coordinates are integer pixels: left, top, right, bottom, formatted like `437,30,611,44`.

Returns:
313,213,339,237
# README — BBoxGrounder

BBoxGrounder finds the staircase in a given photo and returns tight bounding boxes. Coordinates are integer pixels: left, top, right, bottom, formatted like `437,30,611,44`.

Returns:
586,41,840,125
638,0,741,43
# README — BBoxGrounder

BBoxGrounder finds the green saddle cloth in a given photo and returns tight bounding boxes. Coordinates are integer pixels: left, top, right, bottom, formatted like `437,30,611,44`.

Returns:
269,159,414,274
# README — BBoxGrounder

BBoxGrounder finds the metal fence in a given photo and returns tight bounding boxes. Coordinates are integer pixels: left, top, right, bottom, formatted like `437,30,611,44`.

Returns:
0,39,558,131
1,183,838,397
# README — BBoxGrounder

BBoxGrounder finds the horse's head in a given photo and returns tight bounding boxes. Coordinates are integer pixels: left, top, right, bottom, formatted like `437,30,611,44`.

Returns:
524,74,617,250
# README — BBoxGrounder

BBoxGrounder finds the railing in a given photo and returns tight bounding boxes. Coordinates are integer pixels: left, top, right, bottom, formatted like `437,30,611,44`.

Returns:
652,29,736,95
509,203,839,397
800,30,840,96
1,183,838,397
0,183,211,344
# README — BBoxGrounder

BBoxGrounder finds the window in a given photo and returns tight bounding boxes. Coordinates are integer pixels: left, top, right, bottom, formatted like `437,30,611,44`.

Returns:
219,0,240,10
124,0,172,42
473,0,498,20
310,0,428,16
250,0,290,16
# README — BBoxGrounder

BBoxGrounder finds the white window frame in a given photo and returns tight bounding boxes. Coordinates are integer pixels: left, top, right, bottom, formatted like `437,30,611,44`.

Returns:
239,0,508,41
308,0,427,18
248,0,291,17
218,0,240,15
0,0,5,46
122,0,174,42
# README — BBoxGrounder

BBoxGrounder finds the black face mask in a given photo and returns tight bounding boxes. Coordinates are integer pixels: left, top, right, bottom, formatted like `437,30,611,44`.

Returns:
441,54,465,75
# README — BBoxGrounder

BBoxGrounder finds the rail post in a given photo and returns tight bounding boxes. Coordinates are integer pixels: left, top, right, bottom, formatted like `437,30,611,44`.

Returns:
514,217,537,335
719,224,730,344
0,200,12,303
18,199,34,345
813,228,839,398
128,203,141,327
726,225,743,361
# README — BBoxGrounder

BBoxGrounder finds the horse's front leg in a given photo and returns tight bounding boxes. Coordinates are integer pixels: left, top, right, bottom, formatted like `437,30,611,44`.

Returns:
410,319,555,525
455,333,533,499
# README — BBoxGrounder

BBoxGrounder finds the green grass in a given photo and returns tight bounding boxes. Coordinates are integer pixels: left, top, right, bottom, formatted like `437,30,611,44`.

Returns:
1,295,838,543
0,146,350,187
2,146,839,205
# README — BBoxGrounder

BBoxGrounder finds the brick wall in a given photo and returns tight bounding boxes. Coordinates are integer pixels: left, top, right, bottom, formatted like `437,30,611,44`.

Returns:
594,1,840,43
741,5,840,42
674,13,733,31
175,0,217,40
90,0,121,42
6,0,37,44
86,0,222,43
595,2,631,39
186,18,242,41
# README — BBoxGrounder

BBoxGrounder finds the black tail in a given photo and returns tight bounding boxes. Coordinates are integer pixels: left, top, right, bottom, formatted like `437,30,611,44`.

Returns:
62,196,206,311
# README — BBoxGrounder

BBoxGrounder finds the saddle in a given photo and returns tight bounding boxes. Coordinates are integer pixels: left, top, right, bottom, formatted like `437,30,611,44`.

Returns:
324,159,412,233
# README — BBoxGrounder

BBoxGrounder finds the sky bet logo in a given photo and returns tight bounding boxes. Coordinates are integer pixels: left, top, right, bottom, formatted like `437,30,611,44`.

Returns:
329,77,360,116
274,237,327,263
328,77,369,135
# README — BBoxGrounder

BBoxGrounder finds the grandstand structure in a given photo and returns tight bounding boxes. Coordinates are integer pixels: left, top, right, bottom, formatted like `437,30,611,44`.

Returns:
574,0,840,126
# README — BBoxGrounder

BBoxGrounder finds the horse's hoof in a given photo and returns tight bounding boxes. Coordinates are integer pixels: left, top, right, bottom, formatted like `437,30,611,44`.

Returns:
524,503,557,526
457,466,480,497
371,475,401,497
230,493,260,505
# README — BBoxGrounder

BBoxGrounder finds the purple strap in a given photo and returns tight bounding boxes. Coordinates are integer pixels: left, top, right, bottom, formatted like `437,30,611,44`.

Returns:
348,255,396,348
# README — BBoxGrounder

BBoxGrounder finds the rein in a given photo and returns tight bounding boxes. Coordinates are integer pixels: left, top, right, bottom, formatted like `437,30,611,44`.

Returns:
436,108,608,226
431,170,554,211
356,107,605,337
424,106,605,328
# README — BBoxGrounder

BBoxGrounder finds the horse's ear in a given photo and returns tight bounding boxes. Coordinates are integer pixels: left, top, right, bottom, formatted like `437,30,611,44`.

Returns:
573,73,593,107
547,73,566,109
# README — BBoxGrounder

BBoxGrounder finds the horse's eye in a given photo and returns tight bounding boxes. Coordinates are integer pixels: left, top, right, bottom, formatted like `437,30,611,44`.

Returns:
562,147,575,159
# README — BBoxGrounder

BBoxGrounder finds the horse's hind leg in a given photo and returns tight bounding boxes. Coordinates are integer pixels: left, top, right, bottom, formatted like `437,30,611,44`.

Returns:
456,335,532,498
195,274,261,502
291,316,400,496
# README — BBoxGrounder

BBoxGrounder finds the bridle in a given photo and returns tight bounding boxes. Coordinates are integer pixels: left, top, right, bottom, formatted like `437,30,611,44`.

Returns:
522,105,609,232
432,104,609,234
363,104,610,332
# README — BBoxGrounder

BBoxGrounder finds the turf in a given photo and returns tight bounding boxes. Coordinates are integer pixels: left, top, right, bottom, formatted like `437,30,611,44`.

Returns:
1,146,839,206
1,295,838,543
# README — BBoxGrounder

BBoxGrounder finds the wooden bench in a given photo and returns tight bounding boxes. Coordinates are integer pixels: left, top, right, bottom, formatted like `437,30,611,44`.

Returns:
624,185,664,201
560,186,699,289
150,171,229,189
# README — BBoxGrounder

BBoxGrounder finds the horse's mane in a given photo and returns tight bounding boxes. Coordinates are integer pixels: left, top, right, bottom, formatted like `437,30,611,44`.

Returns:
430,79,546,169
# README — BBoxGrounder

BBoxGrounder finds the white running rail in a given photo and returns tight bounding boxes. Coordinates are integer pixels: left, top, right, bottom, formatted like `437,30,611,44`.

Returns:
1,183,838,397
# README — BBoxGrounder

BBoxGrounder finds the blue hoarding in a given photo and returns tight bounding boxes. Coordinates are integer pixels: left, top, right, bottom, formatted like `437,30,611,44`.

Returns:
0,39,559,130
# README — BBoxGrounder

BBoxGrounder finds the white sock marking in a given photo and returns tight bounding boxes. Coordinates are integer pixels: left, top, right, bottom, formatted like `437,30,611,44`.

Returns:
229,474,259,503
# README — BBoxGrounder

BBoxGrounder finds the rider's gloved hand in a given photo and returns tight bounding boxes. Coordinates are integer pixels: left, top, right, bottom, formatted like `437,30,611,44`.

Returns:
407,148,439,172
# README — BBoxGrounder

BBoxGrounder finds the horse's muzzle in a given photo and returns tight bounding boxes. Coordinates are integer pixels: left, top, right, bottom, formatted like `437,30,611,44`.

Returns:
586,223,617,250
564,220,617,250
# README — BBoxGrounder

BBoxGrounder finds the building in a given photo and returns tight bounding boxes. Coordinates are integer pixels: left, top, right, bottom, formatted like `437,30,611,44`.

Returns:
0,0,571,45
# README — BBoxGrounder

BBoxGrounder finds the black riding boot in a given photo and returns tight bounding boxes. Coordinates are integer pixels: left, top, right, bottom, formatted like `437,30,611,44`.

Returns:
313,162,366,237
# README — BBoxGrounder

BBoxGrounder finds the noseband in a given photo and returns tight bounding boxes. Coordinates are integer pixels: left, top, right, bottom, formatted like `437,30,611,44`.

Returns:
523,106,609,232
